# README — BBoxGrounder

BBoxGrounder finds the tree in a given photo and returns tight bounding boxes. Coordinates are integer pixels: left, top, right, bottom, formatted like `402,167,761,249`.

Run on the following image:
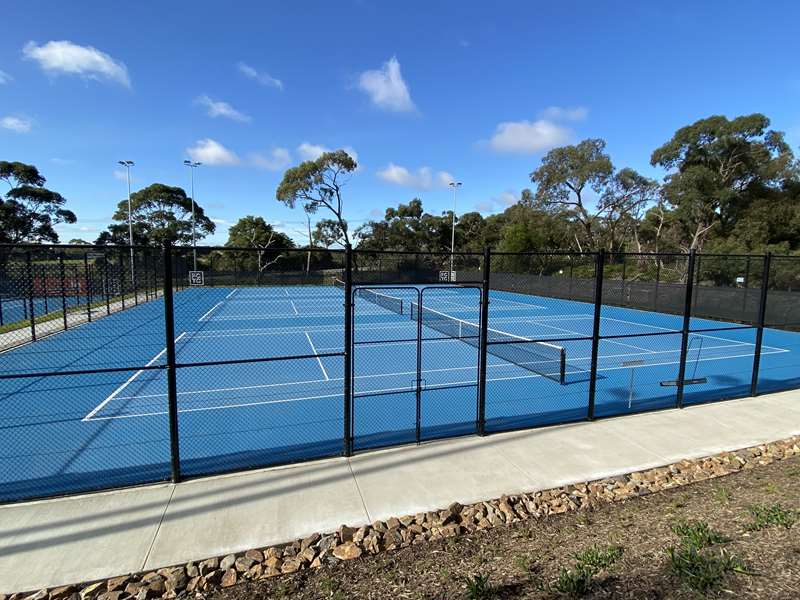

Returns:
529,139,614,251
598,168,660,253
276,150,357,246
68,238,91,245
650,114,797,251
312,218,348,248
225,215,294,272
98,183,215,246
0,161,76,244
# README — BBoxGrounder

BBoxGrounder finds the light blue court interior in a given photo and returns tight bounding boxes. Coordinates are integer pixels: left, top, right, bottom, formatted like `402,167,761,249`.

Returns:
1,283,799,502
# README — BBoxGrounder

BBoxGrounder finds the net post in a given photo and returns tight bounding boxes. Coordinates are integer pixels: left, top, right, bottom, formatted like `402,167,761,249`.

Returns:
559,349,566,386
587,249,605,420
162,241,182,483
750,252,771,396
343,244,354,457
59,252,68,331
25,250,36,342
476,247,490,436
676,249,697,409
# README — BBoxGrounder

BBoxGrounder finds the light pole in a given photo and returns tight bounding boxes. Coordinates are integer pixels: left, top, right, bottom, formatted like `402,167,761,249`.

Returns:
183,160,201,270
117,160,135,288
449,181,462,277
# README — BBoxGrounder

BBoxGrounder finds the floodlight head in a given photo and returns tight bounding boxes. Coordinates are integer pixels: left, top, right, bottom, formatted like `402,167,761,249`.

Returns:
184,160,191,166
449,181,462,187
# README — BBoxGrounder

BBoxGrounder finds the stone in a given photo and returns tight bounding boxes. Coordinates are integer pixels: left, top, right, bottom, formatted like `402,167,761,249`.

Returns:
25,591,47,600
300,533,320,550
220,569,237,588
262,566,281,578
219,554,236,572
244,549,264,563
246,564,263,580
263,547,282,560
299,547,316,564
79,583,105,600
264,556,282,570
385,517,401,530
338,525,358,543
96,593,122,600
333,542,362,560
185,577,201,593
317,535,338,552
352,526,368,543
198,557,219,576
49,587,77,600
165,569,188,592
281,557,303,574
185,563,199,578
234,557,255,572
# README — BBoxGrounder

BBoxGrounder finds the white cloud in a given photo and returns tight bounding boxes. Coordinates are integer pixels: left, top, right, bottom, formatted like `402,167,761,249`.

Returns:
249,147,291,171
487,119,571,154
237,62,283,90
538,106,588,121
376,163,453,190
23,40,130,87
297,142,329,161
357,56,415,112
297,143,359,166
194,95,251,122
474,191,519,214
211,217,234,226
1,115,33,133
0,70,12,84
494,191,519,207
186,138,240,166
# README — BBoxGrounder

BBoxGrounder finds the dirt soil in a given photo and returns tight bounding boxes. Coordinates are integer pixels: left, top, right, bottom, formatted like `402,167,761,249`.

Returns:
211,455,800,599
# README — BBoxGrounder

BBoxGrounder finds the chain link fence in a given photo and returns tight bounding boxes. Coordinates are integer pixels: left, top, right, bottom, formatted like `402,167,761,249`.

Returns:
1,243,799,502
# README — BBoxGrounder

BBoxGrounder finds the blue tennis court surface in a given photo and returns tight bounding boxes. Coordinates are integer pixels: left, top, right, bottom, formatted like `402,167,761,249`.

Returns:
2,284,799,501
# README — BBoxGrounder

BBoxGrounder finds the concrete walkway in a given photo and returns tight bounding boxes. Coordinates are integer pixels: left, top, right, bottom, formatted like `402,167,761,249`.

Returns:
1,391,799,593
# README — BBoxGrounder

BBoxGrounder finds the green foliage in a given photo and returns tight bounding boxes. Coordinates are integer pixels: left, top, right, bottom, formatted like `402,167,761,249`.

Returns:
463,572,494,599
220,215,296,273
554,564,594,596
276,150,356,246
671,521,729,548
97,183,215,246
667,545,749,594
746,504,797,530
573,544,624,571
0,160,76,244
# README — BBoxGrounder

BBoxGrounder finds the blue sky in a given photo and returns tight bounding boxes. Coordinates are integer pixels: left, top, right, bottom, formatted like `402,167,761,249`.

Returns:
2,1,800,246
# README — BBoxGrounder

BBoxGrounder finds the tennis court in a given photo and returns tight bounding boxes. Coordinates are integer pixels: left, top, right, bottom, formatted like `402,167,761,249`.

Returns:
2,272,800,502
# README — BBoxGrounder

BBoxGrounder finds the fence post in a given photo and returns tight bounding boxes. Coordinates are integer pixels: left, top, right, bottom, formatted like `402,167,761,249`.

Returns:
343,245,354,457
26,251,36,341
476,247,491,436
587,249,605,420
162,242,182,483
675,250,697,409
59,252,68,330
84,253,92,322
750,253,771,396
119,248,126,310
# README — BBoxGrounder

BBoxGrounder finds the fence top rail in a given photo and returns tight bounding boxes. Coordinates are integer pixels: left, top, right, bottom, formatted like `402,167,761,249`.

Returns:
353,249,483,257
0,243,345,254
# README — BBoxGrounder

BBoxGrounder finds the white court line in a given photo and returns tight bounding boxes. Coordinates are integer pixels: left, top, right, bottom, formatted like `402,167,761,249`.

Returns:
305,331,329,380
85,346,790,422
198,302,224,322
82,332,187,421
290,299,299,316
225,288,239,299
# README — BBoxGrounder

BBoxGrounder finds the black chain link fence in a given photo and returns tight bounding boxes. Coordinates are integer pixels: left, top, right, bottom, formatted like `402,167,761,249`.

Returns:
1,243,799,503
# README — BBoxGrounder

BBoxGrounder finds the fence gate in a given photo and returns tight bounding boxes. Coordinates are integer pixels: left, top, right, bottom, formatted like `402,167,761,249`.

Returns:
351,286,421,451
417,286,483,441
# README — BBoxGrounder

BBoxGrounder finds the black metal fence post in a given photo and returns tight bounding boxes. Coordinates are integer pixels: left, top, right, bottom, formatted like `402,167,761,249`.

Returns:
476,247,491,436
59,252,68,331
587,249,605,420
25,251,36,341
162,242,181,483
343,244,354,457
675,250,697,409
750,253,772,396
119,249,126,310
84,253,92,322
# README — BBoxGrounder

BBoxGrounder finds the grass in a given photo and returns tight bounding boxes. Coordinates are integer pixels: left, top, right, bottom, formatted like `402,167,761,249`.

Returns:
671,521,729,548
746,504,797,531
463,573,494,599
552,544,624,596
667,519,750,594
712,485,732,504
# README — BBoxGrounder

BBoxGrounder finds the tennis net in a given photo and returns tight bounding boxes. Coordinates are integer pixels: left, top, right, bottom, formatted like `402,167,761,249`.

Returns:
334,279,405,316
411,302,566,384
